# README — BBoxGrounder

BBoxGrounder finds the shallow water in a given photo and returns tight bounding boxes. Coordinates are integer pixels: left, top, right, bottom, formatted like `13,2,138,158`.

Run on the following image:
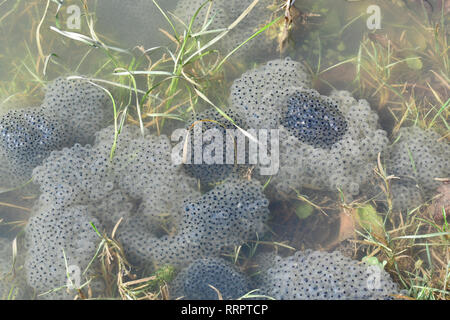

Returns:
0,0,448,300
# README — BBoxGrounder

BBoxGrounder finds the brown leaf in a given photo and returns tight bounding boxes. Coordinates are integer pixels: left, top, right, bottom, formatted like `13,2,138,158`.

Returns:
323,210,355,250
428,183,450,224
338,210,356,242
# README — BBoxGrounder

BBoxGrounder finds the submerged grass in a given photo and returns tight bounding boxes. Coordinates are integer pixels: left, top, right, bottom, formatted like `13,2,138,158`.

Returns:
339,5,448,299
334,158,450,300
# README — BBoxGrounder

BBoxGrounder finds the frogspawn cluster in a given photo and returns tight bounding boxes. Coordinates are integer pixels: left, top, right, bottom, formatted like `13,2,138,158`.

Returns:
170,258,249,300
387,126,450,211
229,58,389,198
255,250,400,300
0,77,109,189
6,53,446,300
26,124,269,298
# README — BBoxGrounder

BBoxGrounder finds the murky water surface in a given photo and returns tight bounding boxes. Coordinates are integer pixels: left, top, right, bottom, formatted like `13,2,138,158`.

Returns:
0,0,448,300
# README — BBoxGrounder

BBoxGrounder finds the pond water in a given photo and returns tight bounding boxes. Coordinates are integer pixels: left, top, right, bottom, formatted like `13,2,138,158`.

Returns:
0,0,448,300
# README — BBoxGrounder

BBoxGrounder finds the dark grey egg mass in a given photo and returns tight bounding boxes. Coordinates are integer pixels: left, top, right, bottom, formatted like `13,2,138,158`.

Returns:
281,91,348,149
0,109,70,177
0,77,109,188
172,258,249,300
183,109,238,185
